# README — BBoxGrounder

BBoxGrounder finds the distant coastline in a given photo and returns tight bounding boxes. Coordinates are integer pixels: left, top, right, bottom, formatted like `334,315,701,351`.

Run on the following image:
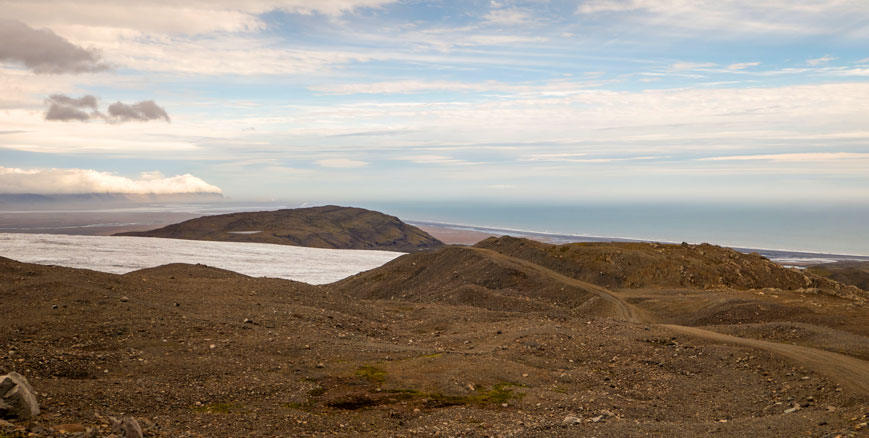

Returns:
409,220,869,266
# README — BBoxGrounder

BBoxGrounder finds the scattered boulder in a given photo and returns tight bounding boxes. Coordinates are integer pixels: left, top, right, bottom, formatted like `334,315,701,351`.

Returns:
110,416,143,438
0,372,40,419
562,415,582,425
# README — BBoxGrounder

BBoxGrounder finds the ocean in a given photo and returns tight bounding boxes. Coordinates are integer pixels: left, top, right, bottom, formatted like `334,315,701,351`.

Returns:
1,200,867,262
361,201,869,259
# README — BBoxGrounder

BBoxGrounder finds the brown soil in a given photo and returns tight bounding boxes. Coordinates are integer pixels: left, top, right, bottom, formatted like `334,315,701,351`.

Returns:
415,225,497,246
2,237,868,437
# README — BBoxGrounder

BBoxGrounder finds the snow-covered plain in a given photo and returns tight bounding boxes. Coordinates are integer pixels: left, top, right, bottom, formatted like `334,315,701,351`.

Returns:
0,233,404,284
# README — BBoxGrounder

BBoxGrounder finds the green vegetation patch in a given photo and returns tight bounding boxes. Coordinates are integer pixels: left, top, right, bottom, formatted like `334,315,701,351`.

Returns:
418,353,442,359
192,402,241,414
355,364,387,382
328,383,524,410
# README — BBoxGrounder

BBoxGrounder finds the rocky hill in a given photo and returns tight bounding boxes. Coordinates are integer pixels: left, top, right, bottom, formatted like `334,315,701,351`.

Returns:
807,261,869,291
335,246,620,315
116,205,443,252
474,236,865,300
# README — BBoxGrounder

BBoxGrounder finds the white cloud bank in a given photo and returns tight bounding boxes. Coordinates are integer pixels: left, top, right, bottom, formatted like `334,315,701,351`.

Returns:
0,167,222,194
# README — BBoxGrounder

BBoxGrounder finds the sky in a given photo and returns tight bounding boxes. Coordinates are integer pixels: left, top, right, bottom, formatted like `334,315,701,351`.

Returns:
1,0,868,204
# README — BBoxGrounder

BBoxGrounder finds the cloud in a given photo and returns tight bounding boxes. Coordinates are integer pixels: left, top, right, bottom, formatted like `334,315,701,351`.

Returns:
0,166,222,194
806,55,836,66
576,1,869,38
107,100,170,122
670,62,717,71
44,94,99,121
483,8,532,25
0,19,108,73
699,152,869,162
727,62,761,70
396,155,478,166
317,158,368,168
43,94,170,123
0,1,399,36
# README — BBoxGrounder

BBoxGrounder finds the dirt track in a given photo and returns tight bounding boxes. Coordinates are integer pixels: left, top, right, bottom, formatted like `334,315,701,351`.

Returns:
473,246,869,396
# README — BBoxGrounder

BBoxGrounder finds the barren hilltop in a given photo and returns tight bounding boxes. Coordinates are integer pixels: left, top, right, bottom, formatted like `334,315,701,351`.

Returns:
2,237,868,437
115,205,444,253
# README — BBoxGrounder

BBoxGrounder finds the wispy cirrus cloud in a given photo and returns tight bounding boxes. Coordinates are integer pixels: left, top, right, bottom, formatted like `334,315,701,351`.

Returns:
0,1,400,36
699,152,869,162
576,0,869,37
317,158,368,168
806,55,836,66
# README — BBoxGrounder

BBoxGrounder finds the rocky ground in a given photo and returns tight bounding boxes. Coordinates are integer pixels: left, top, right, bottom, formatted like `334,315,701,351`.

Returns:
1,238,867,437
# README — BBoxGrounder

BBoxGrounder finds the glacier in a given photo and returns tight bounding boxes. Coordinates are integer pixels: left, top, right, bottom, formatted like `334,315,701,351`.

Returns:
0,233,403,285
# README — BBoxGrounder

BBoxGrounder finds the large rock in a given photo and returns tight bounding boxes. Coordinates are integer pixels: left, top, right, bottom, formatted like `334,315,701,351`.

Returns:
0,372,40,419
111,416,143,438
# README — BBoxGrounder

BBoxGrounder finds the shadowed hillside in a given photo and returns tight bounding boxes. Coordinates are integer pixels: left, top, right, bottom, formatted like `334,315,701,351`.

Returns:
807,261,869,291
474,237,865,300
335,246,622,316
116,205,444,252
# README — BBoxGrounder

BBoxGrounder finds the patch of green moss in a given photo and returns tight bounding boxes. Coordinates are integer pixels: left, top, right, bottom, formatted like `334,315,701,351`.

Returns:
192,402,240,414
307,386,327,397
418,353,442,359
284,401,313,410
355,364,387,382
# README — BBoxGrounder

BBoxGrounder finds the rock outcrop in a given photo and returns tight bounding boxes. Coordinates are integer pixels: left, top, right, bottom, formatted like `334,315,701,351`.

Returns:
0,372,39,419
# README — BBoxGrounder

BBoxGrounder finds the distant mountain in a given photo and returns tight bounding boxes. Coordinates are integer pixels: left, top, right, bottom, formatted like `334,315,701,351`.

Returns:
0,192,223,207
116,205,444,253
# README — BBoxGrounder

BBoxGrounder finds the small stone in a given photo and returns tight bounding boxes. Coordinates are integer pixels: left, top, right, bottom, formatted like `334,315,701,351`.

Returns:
591,415,603,423
209,344,216,349
119,296,129,302
562,415,581,425
784,405,801,414
827,406,836,412
316,363,324,368
51,304,58,310
501,403,508,408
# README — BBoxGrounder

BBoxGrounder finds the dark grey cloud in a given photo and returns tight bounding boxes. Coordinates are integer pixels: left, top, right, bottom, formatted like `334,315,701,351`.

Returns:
47,94,98,110
44,94,170,123
107,101,171,122
44,94,99,121
0,19,109,74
